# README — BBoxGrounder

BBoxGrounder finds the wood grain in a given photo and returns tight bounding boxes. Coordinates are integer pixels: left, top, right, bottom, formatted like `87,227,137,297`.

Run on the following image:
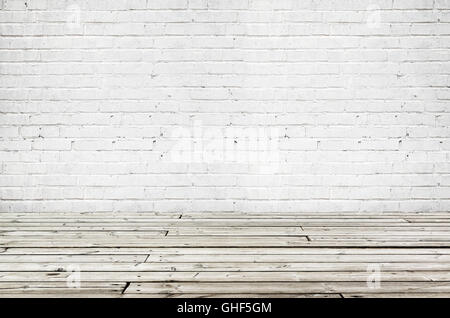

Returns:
0,212,449,297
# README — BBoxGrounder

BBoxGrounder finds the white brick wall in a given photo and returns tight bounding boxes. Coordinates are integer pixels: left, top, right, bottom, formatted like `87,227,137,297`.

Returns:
0,0,449,213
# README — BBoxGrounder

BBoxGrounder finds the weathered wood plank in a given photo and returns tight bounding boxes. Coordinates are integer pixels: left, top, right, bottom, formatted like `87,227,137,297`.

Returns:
0,262,449,272
3,222,448,229
121,293,342,298
3,212,448,219
0,255,148,263
2,241,449,248
0,282,125,295
0,271,448,282
0,211,448,297
168,228,450,236
0,236,310,248
141,254,450,263
0,218,411,224
1,254,449,263
302,227,450,232
125,282,450,294
0,232,167,237
0,228,301,236
343,293,450,298
1,226,449,233
0,294,121,298
4,247,450,255
182,212,450,219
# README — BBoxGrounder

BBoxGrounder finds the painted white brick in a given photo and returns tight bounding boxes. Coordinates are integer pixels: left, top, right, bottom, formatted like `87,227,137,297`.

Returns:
0,126,19,137
0,1,449,213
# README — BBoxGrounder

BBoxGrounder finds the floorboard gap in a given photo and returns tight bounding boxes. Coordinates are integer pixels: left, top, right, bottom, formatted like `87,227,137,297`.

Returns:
121,282,130,294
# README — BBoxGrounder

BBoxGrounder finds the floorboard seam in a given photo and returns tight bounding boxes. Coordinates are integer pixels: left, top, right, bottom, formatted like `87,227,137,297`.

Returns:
121,282,130,294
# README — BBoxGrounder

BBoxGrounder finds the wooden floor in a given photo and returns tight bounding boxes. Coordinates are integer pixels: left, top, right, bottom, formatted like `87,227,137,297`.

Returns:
0,211,450,298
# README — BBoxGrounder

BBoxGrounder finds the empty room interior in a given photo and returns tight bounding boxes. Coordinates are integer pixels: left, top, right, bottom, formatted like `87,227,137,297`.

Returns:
0,0,449,298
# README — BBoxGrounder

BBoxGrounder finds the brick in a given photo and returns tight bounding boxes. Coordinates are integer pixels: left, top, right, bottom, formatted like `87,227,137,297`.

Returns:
0,1,448,213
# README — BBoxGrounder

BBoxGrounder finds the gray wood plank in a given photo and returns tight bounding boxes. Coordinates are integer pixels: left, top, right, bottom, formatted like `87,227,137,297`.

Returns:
125,282,450,294
0,271,448,282
0,211,449,297
0,262,449,272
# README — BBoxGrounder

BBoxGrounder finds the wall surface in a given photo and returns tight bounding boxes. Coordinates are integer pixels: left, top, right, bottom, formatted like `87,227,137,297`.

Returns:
0,0,449,213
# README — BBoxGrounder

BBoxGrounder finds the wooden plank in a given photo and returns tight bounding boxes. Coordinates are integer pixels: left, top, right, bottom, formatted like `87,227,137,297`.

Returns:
4,247,450,255
0,227,302,236
182,212,450,217
0,211,448,297
343,293,450,298
0,236,310,248
0,294,121,298
0,255,148,263
125,282,450,294
3,222,448,228
140,254,450,263
307,238,450,244
407,219,450,223
0,218,411,224
0,232,167,237
308,236,450,240
3,233,450,241
302,227,450,232
0,271,448,282
121,293,342,298
1,226,449,232
2,241,449,248
3,212,448,219
0,282,125,295
0,262,449,272
0,293,339,298
0,213,180,219
168,228,449,236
